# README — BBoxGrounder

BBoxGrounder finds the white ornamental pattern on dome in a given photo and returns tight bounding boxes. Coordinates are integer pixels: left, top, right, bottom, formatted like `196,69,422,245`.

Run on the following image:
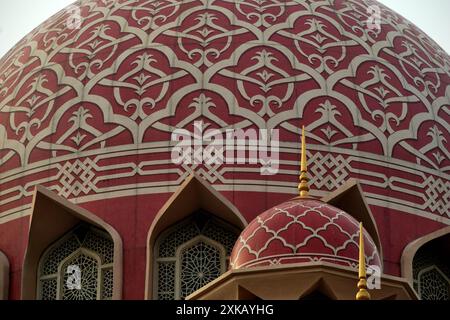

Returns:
0,0,449,223
230,200,381,270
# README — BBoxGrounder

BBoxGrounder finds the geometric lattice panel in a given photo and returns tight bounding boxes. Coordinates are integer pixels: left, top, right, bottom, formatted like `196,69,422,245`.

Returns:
413,246,450,300
418,267,450,300
155,212,238,300
38,224,114,300
180,241,222,299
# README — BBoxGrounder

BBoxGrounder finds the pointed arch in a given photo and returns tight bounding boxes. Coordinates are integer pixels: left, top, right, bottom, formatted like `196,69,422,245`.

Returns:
145,173,247,299
0,250,9,300
401,226,450,285
21,186,123,300
37,224,114,300
321,178,383,264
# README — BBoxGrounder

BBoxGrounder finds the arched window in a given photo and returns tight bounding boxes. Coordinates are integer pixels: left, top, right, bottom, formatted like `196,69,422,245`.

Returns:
0,250,9,300
37,224,114,300
413,244,450,300
154,211,238,300
416,266,449,300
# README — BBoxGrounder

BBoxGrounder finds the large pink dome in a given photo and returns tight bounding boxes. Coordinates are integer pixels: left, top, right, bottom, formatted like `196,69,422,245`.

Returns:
0,0,448,250
230,198,382,269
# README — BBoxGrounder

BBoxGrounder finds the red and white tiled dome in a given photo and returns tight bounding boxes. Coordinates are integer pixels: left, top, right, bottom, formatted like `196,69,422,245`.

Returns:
230,198,381,270
0,0,448,225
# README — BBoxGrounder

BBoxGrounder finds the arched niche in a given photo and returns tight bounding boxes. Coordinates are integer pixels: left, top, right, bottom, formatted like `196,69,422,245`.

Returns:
36,224,114,300
153,212,239,300
21,186,123,300
321,178,384,265
401,226,450,298
0,250,9,300
145,173,247,299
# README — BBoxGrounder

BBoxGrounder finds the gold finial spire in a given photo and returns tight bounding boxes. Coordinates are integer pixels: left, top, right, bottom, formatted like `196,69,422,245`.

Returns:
356,222,371,300
298,126,309,198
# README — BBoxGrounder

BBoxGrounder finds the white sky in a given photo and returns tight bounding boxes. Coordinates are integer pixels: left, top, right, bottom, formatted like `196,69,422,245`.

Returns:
378,0,450,53
0,0,449,58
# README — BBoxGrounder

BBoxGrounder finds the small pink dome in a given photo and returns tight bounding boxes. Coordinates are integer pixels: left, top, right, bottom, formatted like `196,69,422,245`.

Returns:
230,198,381,270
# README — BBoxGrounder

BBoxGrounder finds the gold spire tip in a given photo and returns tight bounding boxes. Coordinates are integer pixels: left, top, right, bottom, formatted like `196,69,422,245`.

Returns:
301,126,307,173
298,125,309,198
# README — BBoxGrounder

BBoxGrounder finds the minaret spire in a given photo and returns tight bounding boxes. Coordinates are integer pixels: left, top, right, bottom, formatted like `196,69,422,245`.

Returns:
356,222,371,300
298,126,309,198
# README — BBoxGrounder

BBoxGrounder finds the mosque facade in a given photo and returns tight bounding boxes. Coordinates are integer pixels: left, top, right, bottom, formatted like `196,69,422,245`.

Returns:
0,0,449,300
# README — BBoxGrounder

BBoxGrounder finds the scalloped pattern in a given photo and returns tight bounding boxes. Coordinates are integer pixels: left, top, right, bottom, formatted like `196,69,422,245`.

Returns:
230,199,381,269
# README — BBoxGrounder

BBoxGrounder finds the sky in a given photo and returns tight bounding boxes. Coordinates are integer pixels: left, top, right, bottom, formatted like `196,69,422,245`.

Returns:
378,0,450,53
0,0,449,58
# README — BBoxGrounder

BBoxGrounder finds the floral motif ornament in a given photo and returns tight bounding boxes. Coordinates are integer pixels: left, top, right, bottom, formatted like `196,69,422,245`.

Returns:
0,0,448,223
0,0,448,163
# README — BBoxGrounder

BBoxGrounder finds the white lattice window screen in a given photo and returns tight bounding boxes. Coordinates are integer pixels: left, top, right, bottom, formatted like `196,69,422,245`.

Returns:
177,237,226,300
37,225,114,300
417,266,450,300
154,214,238,300
413,248,450,300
